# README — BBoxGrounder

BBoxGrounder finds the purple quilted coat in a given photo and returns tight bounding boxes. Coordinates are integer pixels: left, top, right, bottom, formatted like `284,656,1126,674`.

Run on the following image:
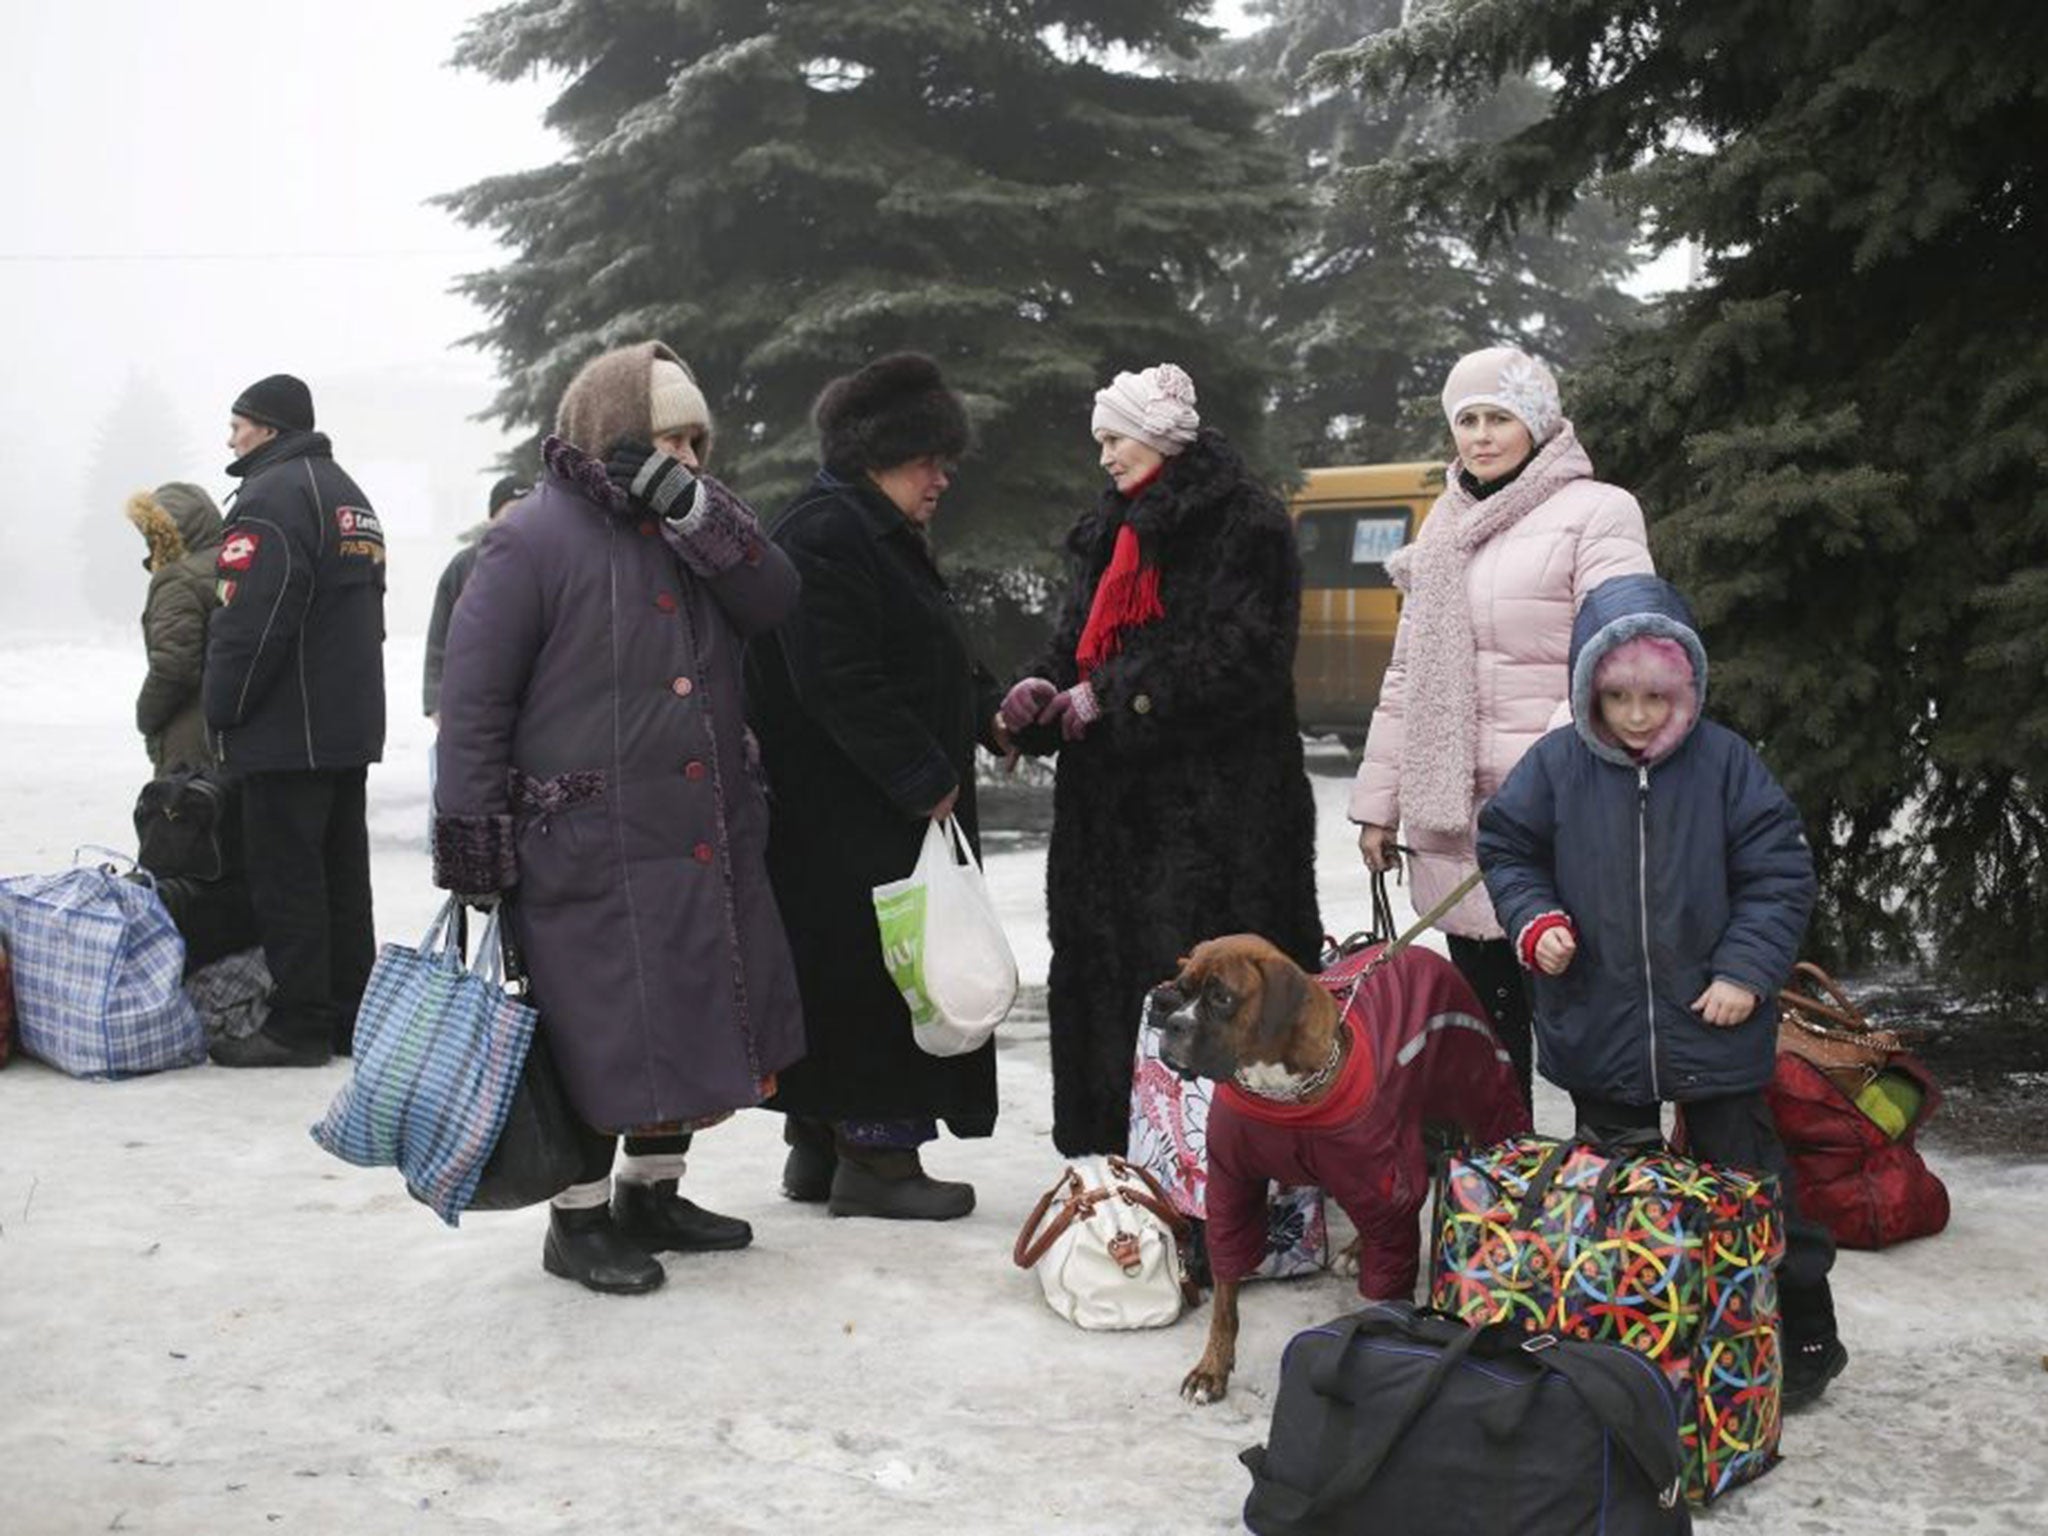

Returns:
432,437,805,1130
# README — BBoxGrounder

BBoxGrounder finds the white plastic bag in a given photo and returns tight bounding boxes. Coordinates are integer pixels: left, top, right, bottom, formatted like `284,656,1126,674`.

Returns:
872,815,1017,1057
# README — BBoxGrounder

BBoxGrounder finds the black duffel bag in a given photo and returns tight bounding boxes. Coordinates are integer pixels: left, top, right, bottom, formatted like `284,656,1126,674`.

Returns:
135,769,241,883
1242,1303,1691,1536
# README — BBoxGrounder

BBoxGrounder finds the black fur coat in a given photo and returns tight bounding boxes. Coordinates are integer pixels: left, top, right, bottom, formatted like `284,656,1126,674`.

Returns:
1016,430,1322,1155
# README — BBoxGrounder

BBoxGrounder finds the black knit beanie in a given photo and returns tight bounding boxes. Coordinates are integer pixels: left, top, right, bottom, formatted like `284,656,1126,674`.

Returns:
232,373,315,433
814,353,971,475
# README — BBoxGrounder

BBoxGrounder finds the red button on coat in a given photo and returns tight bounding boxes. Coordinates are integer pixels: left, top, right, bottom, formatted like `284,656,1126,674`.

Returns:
671,677,694,697
692,842,714,864
655,592,677,613
684,760,706,782
639,521,657,537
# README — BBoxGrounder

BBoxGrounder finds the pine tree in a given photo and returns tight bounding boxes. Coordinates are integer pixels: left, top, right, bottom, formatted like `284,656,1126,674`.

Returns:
440,0,1292,660
1317,0,2048,989
1207,0,1640,468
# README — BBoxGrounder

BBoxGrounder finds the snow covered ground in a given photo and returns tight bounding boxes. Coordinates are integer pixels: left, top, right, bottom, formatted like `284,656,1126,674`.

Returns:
2,639,2045,1535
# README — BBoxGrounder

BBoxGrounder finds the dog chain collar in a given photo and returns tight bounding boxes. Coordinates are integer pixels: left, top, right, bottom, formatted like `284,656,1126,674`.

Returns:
1235,1025,1348,1104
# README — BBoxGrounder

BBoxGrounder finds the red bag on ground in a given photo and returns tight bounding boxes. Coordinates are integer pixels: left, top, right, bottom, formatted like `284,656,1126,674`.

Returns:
1767,962,1949,1250
1767,1049,1949,1250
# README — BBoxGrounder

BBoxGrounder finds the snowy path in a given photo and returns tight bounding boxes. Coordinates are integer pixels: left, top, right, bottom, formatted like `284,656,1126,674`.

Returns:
3,641,2045,1534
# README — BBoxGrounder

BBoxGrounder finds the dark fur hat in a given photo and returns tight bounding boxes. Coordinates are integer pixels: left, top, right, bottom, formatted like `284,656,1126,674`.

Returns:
814,353,971,474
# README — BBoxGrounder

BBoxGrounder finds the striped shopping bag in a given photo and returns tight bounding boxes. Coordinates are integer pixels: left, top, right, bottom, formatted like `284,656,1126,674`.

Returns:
310,898,538,1226
0,857,205,1079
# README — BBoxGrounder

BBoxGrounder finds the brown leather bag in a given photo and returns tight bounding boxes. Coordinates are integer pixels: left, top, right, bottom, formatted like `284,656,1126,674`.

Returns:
1776,962,1917,1097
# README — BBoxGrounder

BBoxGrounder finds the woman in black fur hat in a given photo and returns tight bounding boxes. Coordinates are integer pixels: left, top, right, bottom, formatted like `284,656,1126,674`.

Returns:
1004,363,1322,1156
745,353,1008,1220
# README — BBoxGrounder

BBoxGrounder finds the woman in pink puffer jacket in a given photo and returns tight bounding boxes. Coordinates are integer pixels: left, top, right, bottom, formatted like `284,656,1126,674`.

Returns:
1351,347,1652,1106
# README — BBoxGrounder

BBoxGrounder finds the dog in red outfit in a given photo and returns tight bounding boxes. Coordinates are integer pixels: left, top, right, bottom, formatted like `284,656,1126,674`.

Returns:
1150,934,1528,1403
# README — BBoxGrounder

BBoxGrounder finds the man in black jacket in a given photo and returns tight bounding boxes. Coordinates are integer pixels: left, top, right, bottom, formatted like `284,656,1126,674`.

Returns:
204,373,386,1067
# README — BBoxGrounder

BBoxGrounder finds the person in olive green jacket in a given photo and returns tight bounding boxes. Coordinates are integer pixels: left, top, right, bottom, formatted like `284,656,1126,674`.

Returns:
125,481,225,771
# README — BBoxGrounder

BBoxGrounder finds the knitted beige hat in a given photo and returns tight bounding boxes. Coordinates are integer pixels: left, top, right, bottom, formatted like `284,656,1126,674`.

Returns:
1091,363,1200,455
649,357,712,442
1440,347,1562,443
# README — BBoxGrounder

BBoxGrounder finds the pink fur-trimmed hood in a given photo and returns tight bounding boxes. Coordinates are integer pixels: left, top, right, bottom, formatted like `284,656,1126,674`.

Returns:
1568,574,1708,766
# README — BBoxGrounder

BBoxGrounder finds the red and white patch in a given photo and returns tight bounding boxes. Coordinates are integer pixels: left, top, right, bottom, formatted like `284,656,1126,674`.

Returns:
219,531,263,572
336,505,384,539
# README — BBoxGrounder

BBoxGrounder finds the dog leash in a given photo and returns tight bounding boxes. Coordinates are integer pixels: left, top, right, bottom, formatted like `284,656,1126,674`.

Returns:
1331,866,1488,1017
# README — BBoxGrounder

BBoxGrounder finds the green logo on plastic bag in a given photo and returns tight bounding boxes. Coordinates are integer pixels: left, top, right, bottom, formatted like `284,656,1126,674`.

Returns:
874,883,936,1028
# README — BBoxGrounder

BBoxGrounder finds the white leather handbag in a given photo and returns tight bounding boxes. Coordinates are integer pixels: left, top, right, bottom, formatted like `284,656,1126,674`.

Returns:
1012,1155,1194,1330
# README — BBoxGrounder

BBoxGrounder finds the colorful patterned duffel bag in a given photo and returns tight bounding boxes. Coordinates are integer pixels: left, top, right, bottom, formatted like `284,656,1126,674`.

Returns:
1430,1134,1783,1505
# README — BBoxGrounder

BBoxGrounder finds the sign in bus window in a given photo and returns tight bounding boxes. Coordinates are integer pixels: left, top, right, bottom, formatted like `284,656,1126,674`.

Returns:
1350,516,1408,566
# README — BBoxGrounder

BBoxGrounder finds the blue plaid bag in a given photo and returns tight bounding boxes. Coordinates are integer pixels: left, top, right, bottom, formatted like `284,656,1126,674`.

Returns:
310,898,538,1226
0,857,205,1079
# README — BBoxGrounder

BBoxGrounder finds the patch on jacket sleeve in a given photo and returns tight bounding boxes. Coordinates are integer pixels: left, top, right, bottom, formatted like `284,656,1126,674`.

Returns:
216,578,238,606
336,506,386,564
218,530,262,572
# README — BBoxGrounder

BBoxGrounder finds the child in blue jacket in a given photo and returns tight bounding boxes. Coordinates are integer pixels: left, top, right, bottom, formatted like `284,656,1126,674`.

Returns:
1477,572,1845,1408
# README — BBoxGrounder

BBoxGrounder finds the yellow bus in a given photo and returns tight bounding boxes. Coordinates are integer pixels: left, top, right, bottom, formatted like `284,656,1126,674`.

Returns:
1289,462,1445,745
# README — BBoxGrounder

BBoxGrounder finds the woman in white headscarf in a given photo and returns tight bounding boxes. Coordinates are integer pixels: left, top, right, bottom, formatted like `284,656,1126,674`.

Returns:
1004,363,1322,1156
1351,346,1654,1108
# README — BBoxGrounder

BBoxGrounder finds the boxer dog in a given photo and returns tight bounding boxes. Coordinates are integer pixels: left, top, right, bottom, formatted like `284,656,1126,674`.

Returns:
1150,933,1527,1404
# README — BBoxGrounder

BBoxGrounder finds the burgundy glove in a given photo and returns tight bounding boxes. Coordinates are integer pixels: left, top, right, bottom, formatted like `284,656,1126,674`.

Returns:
1000,677,1058,733
1040,681,1100,742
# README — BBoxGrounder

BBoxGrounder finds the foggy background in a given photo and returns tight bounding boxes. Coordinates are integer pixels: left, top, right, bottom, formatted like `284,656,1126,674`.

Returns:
1,1,559,642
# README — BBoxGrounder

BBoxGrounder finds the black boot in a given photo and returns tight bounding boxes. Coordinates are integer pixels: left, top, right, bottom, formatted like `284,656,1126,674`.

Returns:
541,1204,665,1294
828,1144,975,1221
781,1115,838,1202
208,1028,329,1069
1781,1280,1846,1410
1783,1335,1848,1410
611,1179,752,1252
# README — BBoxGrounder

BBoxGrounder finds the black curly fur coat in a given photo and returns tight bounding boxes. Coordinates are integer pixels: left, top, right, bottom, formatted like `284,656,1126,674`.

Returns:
1016,430,1323,1155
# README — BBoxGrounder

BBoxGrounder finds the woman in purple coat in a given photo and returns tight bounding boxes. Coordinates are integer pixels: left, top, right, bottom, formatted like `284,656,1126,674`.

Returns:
433,342,806,1294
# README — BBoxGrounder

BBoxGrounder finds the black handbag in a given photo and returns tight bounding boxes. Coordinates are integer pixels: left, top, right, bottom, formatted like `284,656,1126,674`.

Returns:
134,769,241,883
459,915,585,1211
1242,1303,1691,1536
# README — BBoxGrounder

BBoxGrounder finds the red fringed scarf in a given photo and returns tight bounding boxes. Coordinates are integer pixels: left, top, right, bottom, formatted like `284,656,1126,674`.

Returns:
1076,522,1164,677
